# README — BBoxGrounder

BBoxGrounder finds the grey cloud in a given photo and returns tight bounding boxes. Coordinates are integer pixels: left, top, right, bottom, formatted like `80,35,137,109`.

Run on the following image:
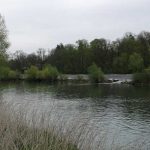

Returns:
0,0,150,53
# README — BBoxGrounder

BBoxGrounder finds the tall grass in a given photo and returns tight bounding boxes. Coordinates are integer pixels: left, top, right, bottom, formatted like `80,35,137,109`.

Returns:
0,103,78,150
0,102,148,150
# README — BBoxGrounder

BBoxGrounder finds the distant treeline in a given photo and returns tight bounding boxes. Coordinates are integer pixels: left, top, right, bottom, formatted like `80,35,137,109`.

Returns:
9,31,150,74
2,14,150,84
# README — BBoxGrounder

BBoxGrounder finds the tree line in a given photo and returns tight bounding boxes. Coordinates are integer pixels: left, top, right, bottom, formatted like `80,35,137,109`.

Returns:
9,32,150,74
1,14,150,77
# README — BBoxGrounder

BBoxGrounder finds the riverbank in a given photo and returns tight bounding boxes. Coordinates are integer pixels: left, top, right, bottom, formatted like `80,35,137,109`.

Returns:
59,74,133,83
21,74,133,83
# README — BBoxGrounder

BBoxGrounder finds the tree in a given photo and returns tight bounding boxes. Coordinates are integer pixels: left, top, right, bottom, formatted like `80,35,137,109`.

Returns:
113,53,129,73
0,14,9,54
90,39,112,72
76,40,91,73
117,33,139,55
128,53,144,73
0,14,10,75
36,48,46,69
9,50,27,72
137,31,150,67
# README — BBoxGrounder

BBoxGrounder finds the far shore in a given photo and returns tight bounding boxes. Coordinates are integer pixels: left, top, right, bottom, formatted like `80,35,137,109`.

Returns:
0,74,133,84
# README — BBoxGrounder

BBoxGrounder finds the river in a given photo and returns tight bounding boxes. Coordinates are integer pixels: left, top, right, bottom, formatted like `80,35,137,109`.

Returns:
0,81,150,149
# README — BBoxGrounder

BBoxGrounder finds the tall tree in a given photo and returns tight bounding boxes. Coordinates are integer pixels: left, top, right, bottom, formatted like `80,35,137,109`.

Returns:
90,38,112,72
76,39,91,73
137,31,150,67
128,53,144,73
0,14,9,67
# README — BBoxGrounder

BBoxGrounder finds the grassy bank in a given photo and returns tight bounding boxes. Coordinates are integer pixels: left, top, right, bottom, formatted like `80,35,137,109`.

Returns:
0,103,78,150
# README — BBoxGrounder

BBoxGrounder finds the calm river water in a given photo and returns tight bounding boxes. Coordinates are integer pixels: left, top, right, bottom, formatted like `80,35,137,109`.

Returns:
0,82,150,149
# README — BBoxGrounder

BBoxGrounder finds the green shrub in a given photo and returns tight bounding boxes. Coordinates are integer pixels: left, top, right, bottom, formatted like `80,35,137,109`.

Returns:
0,67,17,80
26,66,39,80
38,65,59,81
26,65,59,81
88,63,105,83
49,66,59,81
133,67,150,85
0,67,9,79
8,70,17,79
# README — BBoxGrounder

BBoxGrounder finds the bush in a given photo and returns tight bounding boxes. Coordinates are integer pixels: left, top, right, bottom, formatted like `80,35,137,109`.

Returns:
26,66,39,80
88,63,105,83
133,67,150,85
8,70,18,79
38,65,59,81
0,67,17,80
26,65,59,81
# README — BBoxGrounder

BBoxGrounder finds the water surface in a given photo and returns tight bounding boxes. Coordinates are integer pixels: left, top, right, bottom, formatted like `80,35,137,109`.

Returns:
0,82,150,149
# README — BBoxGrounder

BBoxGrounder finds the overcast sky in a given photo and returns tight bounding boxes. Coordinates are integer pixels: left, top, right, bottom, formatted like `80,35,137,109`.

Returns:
0,0,150,53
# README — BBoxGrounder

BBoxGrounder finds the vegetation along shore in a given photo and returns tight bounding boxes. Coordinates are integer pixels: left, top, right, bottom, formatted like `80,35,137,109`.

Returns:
1,14,150,84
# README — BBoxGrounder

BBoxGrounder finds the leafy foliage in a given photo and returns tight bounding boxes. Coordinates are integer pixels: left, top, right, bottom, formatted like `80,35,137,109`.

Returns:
133,67,150,85
88,63,105,83
0,67,17,80
9,31,150,75
26,66,39,80
1,14,150,77
128,53,144,72
0,14,9,53
26,65,59,81
0,14,9,71
38,65,59,81
113,53,129,73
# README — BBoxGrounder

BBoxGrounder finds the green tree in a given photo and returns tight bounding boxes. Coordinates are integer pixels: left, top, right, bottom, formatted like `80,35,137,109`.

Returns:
117,33,140,55
128,53,144,73
0,14,9,63
10,50,27,73
137,31,150,67
0,14,9,54
90,39,111,72
113,53,129,73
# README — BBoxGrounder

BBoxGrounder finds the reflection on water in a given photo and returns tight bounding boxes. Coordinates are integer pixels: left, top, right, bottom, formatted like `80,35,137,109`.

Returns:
0,82,150,149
